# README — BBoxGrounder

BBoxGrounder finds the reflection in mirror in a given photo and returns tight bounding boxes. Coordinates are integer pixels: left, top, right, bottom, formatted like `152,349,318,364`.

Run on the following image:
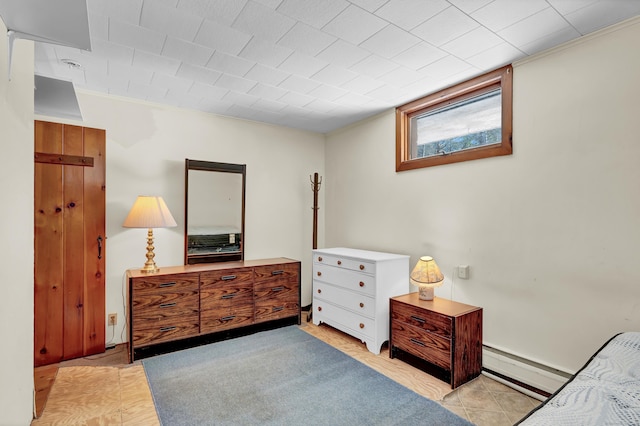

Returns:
185,159,246,264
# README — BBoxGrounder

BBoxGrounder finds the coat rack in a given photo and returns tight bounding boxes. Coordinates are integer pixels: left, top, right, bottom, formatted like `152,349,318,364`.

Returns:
308,172,322,321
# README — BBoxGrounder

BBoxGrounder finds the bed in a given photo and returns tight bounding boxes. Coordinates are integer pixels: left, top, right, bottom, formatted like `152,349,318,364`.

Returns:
517,331,640,425
187,225,241,255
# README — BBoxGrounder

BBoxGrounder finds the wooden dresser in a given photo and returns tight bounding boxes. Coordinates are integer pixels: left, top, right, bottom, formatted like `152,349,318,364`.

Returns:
312,247,409,354
127,257,300,362
390,293,482,388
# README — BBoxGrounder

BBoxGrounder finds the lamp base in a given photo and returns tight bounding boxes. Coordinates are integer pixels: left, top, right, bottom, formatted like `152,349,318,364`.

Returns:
418,285,435,300
140,228,159,274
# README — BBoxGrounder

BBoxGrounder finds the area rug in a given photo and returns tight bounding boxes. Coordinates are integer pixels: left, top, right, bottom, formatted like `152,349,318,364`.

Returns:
143,326,472,425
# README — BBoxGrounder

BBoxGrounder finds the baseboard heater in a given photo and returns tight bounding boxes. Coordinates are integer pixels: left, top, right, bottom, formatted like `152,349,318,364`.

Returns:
482,344,572,401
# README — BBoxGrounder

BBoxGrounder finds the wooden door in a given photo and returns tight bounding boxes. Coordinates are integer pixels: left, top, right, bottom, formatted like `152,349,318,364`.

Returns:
34,120,106,367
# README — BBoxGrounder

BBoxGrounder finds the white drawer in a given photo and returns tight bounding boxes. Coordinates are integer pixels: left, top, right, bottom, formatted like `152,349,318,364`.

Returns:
313,253,375,274
313,264,375,296
313,281,375,318
314,301,375,339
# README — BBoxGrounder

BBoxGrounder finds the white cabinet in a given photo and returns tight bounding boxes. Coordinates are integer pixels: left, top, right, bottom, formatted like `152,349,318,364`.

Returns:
312,247,410,354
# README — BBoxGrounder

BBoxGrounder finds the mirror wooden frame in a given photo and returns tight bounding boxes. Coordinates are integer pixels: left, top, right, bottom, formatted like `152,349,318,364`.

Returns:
184,159,246,265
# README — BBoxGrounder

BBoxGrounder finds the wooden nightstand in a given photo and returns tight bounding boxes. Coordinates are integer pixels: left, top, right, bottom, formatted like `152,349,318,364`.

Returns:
390,293,482,388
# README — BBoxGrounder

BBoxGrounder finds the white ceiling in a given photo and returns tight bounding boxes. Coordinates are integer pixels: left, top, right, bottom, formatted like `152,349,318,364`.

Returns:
26,0,640,133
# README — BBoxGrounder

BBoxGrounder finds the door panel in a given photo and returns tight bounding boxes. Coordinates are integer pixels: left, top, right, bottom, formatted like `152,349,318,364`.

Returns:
34,121,106,366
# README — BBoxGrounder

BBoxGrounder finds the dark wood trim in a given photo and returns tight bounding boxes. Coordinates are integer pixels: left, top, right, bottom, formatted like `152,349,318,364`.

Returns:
35,152,94,167
483,367,551,398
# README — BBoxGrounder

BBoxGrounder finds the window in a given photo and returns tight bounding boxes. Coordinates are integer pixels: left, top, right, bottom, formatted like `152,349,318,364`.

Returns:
396,65,512,171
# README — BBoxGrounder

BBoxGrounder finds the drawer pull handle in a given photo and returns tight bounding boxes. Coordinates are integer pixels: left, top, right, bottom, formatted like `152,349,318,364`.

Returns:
159,302,177,308
359,302,364,308
359,264,365,270
410,315,426,324
317,271,322,276
221,275,236,281
159,282,177,288
317,289,322,293
220,315,236,321
359,323,365,329
160,326,176,332
318,306,322,312
272,286,284,292
271,270,284,275
318,256,323,262
410,338,426,347
359,281,365,287
272,306,284,312
337,260,342,265
221,293,237,299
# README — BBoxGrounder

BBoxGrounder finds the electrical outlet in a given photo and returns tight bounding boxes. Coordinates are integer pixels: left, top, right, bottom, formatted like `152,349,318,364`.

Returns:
108,313,117,325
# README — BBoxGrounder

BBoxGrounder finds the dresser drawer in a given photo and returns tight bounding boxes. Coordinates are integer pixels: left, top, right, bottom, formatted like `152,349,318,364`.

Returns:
313,264,375,296
200,268,253,287
254,263,299,283
391,320,451,370
201,305,254,333
255,300,299,322
132,315,200,346
132,273,199,294
314,254,374,274
391,300,452,339
314,282,375,318
133,289,199,318
315,301,375,338
201,281,253,311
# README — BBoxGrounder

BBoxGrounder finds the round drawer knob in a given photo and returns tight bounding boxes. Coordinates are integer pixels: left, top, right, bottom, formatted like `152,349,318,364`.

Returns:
317,289,322,293
359,323,365,329
317,271,322,276
359,281,364,287
359,302,364,308
318,306,322,312
359,264,365,270
337,260,342,265
318,256,323,262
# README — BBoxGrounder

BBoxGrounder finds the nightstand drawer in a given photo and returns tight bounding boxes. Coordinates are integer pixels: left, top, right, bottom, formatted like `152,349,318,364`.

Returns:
391,320,451,370
391,301,452,338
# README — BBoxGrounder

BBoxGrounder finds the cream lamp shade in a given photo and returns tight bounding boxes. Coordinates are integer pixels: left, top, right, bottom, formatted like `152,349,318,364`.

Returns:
123,196,177,274
410,256,444,300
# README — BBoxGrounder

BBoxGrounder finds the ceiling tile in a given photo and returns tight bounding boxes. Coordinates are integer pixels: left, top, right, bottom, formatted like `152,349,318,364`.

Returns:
277,52,328,78
419,55,474,80
140,1,202,41
391,42,447,70
278,74,322,94
360,24,421,59
206,51,255,77
311,64,358,86
276,0,349,28
251,97,288,112
411,6,480,47
349,54,399,78
499,7,572,48
88,0,142,25
546,0,600,15
347,0,388,13
238,38,293,68
315,40,371,68
323,5,388,45
517,26,581,55
109,19,166,55
176,0,248,26
245,63,291,86
278,22,337,56
216,74,258,93
465,42,524,69
339,74,385,95
377,66,424,86
176,63,222,85
108,62,153,85
279,91,315,107
128,81,168,100
447,0,494,14
441,26,504,59
194,18,252,55
132,50,181,75
254,0,284,8
88,13,109,40
563,0,640,34
188,82,228,100
233,1,296,42
83,69,129,92
305,98,339,113
162,37,213,67
151,72,193,92
248,83,289,100
88,39,134,66
374,0,449,30
471,0,550,32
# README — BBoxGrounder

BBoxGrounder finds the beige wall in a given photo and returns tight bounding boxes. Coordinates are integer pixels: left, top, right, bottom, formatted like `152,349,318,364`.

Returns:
0,23,35,425
37,92,325,345
325,17,640,374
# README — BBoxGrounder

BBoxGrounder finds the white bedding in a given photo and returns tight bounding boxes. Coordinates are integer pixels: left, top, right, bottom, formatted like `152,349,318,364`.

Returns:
519,332,640,425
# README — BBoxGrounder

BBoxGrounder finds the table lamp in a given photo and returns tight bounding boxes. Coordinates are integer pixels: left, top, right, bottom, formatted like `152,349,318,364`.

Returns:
123,195,177,274
410,256,444,300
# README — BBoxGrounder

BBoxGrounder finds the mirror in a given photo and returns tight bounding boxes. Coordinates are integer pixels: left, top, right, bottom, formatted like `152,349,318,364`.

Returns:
184,159,246,264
